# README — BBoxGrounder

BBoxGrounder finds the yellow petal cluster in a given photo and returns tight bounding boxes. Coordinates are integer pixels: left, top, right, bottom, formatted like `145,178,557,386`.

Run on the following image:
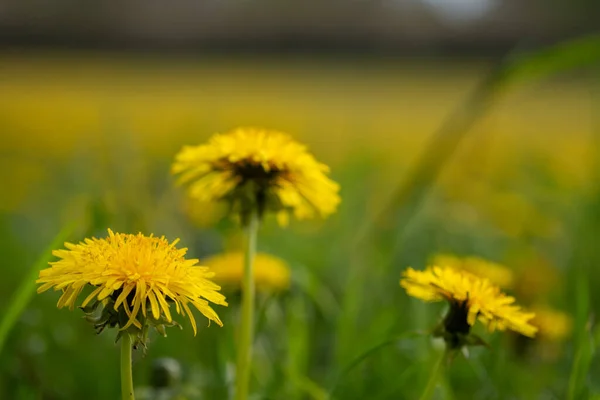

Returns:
37,229,228,335
401,266,537,338
171,127,340,223
203,252,291,292
431,253,514,289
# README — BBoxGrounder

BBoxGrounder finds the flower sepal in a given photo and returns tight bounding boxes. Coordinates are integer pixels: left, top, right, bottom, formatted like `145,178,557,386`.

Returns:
80,299,119,335
432,322,490,352
230,180,265,226
80,295,184,351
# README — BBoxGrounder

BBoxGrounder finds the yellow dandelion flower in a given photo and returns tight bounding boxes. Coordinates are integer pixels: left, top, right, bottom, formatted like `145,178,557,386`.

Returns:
401,266,536,349
531,306,572,342
203,252,291,292
37,229,228,341
431,253,515,289
183,195,228,228
171,127,340,224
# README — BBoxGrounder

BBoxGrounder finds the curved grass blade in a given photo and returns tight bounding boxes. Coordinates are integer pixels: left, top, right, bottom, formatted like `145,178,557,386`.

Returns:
328,331,426,398
567,261,594,400
504,33,600,84
355,34,600,248
285,367,329,400
0,224,75,354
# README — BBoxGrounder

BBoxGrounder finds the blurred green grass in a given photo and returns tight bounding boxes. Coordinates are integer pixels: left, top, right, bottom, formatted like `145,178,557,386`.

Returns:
0,51,598,399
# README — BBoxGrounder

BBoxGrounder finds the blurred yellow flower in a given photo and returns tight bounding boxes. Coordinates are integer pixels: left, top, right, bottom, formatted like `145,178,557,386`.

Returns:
171,127,340,225
203,252,291,292
509,251,560,303
484,191,560,238
401,266,536,349
431,254,514,289
183,195,228,228
37,229,227,340
531,306,572,342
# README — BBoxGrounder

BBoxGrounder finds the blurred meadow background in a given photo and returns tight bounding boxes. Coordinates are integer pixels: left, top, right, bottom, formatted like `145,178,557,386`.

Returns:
1,1,600,399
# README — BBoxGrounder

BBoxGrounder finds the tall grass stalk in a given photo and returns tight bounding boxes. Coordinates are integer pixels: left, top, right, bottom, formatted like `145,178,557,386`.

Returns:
235,210,259,400
419,350,446,400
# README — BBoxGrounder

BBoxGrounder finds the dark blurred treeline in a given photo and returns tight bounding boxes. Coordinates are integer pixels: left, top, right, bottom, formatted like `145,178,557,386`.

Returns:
0,0,598,54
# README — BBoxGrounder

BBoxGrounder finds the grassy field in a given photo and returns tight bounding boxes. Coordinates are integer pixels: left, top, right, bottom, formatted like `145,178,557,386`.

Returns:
0,51,598,399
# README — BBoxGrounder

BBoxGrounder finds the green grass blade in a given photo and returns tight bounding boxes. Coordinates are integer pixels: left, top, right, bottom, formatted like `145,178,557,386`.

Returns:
567,241,593,400
504,34,600,84
285,368,329,400
356,34,600,247
285,292,311,400
354,53,514,249
0,224,75,354
567,63,600,400
328,331,426,398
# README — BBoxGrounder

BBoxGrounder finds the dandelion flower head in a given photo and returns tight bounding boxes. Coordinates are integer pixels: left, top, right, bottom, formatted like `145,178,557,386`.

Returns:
431,253,514,289
401,266,536,349
171,127,340,225
37,229,228,342
203,252,291,292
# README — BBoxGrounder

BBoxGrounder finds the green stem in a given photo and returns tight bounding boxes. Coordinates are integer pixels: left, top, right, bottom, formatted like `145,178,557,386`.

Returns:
419,350,446,400
120,333,135,400
235,210,259,400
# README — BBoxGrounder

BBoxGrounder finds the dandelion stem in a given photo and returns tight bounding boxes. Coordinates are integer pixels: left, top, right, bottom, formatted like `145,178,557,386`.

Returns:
120,333,135,400
235,209,259,400
419,350,446,400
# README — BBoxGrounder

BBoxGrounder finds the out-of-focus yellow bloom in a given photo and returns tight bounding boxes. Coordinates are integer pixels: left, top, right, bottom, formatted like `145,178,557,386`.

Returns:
203,252,291,292
183,196,228,228
37,229,227,341
484,191,560,238
531,306,572,342
401,266,536,349
510,252,560,304
0,158,46,213
431,254,514,289
171,127,340,225
439,173,560,239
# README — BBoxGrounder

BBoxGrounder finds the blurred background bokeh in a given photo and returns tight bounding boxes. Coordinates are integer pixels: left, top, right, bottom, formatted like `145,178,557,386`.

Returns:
1,1,599,399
